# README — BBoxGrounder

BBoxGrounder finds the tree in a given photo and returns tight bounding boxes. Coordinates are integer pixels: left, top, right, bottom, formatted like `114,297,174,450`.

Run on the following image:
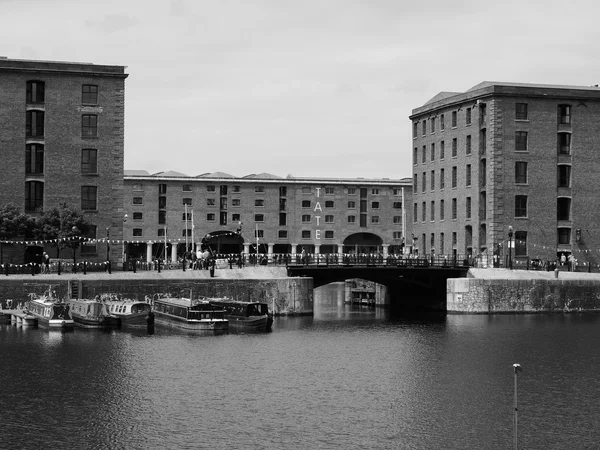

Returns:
35,203,91,259
0,204,33,263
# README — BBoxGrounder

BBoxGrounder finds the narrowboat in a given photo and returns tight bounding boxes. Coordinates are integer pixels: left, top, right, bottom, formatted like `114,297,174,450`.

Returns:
27,296,74,329
69,298,119,329
152,298,228,333
208,299,273,332
105,300,154,329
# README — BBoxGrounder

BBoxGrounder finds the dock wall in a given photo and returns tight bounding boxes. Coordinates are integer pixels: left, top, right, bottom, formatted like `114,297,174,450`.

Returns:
447,277,600,313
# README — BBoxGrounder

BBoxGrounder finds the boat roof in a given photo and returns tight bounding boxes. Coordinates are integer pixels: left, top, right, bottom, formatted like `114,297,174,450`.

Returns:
209,299,267,306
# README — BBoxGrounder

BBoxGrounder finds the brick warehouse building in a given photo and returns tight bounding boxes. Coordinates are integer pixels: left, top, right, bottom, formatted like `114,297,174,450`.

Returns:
122,171,413,263
0,57,128,264
410,81,600,268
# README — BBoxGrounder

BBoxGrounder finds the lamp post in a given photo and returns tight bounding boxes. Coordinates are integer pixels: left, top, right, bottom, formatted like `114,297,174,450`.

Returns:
513,363,523,450
72,226,79,273
122,214,128,267
508,225,514,269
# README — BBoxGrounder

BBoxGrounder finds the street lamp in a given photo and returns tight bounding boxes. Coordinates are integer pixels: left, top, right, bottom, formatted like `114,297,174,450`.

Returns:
72,226,79,273
513,363,523,450
122,213,128,266
508,225,514,269
106,228,110,262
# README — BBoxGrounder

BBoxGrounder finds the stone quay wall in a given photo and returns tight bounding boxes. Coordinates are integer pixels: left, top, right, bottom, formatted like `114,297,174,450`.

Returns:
0,269,314,316
448,269,600,313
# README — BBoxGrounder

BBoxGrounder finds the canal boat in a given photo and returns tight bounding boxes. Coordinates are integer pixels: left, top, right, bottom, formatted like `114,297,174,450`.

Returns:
105,299,154,329
27,294,74,329
69,298,119,329
152,297,228,333
208,299,273,332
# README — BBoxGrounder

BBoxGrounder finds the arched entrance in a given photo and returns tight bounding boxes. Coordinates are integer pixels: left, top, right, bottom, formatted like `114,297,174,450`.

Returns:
343,233,383,254
24,245,43,264
203,230,244,255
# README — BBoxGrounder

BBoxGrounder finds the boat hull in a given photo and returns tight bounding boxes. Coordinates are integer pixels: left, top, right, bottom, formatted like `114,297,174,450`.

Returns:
226,315,272,331
153,312,228,334
71,314,119,329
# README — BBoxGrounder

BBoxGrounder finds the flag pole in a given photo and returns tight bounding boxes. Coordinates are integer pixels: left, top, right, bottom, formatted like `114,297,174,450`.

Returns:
513,363,522,450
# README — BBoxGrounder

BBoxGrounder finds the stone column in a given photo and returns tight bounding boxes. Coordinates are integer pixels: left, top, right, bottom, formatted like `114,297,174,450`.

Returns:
171,243,178,262
337,243,344,255
382,244,389,258
146,244,152,263
243,243,250,256
291,243,298,255
315,244,321,254
268,243,274,260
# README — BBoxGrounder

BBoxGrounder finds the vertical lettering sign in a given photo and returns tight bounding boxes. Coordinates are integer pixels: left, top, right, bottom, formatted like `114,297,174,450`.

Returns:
314,187,321,240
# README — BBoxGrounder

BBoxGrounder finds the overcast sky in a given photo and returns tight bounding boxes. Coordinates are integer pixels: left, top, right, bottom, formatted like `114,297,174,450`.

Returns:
2,0,600,179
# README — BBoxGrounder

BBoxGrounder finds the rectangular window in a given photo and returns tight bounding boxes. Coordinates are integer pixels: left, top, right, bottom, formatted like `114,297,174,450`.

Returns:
25,181,44,212
452,198,457,220
558,165,571,187
413,147,417,165
255,199,264,207
371,201,380,209
158,210,166,224
232,213,241,222
515,162,528,184
558,228,570,245
466,197,471,219
515,231,527,256
558,105,571,124
82,85,98,104
302,200,311,208
278,230,288,239
466,108,472,125
413,203,418,223
207,185,215,192
422,146,426,163
422,201,426,222
207,199,215,206
302,214,311,223
220,185,228,196
430,170,435,190
158,196,167,209
81,186,97,210
452,166,457,188
422,120,426,136
325,230,334,239
516,103,528,120
431,117,436,133
207,213,215,221
440,168,445,190
348,215,356,223
132,184,143,191
182,184,192,192
26,111,44,137
254,186,264,193
452,232,457,246
232,185,241,193
82,115,97,137
440,232,445,254
182,229,192,237
325,215,334,223
372,188,380,195
158,184,167,195
452,111,457,127
422,172,426,193
81,149,98,174
557,198,571,221
279,198,287,211
232,199,241,206
371,216,380,224
133,228,143,237
431,201,435,221
440,199,445,221
325,200,334,208
431,143,435,161
348,201,356,208
515,195,527,217
413,174,418,191
220,211,227,225
558,133,571,155
347,187,356,195
413,122,418,138
515,131,528,152
279,186,287,197
255,214,264,222
452,138,457,157
182,198,192,206
279,213,287,226
393,232,402,240
466,164,472,187
325,187,334,195
158,228,165,237
255,229,264,238
133,197,143,205
302,230,311,239
466,135,471,155
393,202,402,209
133,212,143,220
182,212,192,221
26,81,45,103
393,216,402,224
440,141,445,159
25,144,44,175
440,114,445,130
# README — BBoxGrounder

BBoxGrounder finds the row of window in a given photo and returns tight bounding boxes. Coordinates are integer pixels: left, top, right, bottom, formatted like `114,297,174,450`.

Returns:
26,81,99,105
25,182,98,212
414,108,472,138
26,111,99,138
26,145,99,175
134,183,405,196
515,103,572,124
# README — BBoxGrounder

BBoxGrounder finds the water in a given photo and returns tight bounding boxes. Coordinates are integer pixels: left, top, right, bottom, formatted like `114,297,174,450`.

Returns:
2,283,600,449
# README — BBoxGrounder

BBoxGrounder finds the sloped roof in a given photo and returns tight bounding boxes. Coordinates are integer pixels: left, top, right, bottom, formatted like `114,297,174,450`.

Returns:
423,91,461,106
124,169,150,176
196,171,236,178
242,172,282,179
152,170,189,177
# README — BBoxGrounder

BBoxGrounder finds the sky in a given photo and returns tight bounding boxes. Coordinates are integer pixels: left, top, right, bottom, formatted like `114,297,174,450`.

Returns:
2,0,600,179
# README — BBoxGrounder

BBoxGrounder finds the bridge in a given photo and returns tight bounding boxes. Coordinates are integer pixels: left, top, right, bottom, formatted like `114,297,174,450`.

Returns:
286,256,471,311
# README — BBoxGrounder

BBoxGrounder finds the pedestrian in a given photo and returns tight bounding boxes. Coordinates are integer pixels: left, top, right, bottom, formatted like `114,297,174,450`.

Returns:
43,252,50,274
560,253,567,267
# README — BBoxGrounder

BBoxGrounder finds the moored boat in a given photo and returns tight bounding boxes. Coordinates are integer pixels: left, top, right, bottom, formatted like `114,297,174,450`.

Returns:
69,298,119,329
27,295,74,329
105,300,154,329
152,298,228,334
208,299,273,332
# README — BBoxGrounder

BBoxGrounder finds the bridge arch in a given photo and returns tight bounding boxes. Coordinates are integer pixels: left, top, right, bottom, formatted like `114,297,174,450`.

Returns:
201,230,244,254
343,232,383,254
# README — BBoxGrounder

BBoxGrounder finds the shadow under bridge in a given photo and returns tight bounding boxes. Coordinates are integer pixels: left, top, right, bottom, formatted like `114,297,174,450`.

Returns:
287,265,470,311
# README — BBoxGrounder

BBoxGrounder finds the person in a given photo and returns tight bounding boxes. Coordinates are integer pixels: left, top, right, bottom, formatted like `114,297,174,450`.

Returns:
560,253,567,267
301,248,307,265
43,252,50,274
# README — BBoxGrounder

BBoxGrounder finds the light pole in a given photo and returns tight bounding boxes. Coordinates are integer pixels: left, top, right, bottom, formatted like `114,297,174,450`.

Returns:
72,226,79,273
122,213,128,266
106,228,110,262
513,363,523,450
508,225,514,269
